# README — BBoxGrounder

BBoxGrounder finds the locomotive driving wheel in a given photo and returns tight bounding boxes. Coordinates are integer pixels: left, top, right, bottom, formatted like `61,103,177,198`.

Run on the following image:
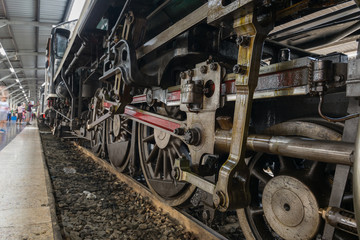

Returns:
138,123,196,206
238,121,355,240
89,117,105,157
89,89,106,157
106,115,132,172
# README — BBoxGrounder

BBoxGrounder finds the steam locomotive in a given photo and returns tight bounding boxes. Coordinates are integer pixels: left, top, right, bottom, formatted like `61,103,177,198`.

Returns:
41,0,360,239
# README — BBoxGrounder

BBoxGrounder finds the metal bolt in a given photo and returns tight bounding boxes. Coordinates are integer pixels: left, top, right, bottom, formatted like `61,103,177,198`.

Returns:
200,65,208,74
233,64,247,75
236,36,251,47
173,128,185,135
180,72,187,79
210,63,217,71
184,128,201,146
184,131,193,144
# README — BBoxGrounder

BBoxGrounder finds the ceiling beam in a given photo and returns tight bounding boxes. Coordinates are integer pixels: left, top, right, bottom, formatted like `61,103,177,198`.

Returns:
6,51,46,57
0,52,45,65
36,0,40,104
1,0,27,87
2,78,43,81
12,92,25,100
0,19,56,28
0,79,23,91
0,72,19,82
0,68,44,73
8,88,22,95
62,0,74,22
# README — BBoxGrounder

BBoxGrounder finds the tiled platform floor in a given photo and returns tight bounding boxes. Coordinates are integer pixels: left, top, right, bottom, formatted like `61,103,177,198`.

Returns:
0,121,56,239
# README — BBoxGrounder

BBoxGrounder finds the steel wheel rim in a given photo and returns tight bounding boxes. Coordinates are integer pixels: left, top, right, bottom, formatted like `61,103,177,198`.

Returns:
138,123,196,206
106,116,132,172
239,120,354,240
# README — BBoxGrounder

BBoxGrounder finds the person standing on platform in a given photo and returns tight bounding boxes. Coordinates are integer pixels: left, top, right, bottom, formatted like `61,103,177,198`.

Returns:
26,101,34,125
0,90,9,133
16,103,24,124
7,108,11,121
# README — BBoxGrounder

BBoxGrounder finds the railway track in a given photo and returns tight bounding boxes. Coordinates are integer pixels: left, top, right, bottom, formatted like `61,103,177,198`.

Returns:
73,142,229,240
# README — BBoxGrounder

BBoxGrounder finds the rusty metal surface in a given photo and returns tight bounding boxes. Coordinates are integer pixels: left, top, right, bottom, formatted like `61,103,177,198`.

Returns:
262,176,320,240
179,61,222,166
257,57,313,90
207,0,253,25
213,12,273,211
321,207,358,236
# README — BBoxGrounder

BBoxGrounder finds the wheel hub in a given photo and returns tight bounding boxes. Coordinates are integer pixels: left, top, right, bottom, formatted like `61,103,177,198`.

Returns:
113,115,121,137
262,175,320,240
154,128,171,149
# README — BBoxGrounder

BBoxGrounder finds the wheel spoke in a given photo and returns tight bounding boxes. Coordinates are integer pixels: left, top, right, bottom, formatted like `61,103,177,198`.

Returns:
146,144,159,164
142,134,155,143
252,168,271,184
171,141,182,157
249,207,264,217
278,155,294,170
123,127,132,135
307,161,325,178
154,149,163,177
163,150,169,179
168,148,175,169
343,193,353,203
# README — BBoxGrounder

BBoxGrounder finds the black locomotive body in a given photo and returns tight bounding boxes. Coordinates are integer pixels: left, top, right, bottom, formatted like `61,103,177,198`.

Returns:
41,1,360,239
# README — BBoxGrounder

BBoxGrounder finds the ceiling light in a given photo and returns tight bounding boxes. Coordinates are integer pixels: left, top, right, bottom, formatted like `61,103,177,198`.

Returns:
15,78,19,83
0,47,6,56
9,67,14,73
41,82,45,87
22,90,25,93
19,86,23,89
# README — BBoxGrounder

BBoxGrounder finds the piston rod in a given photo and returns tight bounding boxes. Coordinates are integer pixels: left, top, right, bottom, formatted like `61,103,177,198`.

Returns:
215,131,354,165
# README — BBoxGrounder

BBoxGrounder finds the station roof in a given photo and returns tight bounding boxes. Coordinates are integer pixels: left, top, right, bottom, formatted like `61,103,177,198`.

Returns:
0,0,359,104
0,0,73,103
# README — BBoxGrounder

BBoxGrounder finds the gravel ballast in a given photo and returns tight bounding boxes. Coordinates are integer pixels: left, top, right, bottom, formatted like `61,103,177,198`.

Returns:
40,127,197,240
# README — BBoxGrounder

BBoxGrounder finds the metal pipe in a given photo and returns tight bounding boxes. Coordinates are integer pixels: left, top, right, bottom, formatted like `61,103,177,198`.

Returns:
246,135,353,165
65,42,86,76
305,20,360,50
52,108,71,121
353,118,360,238
61,69,74,121
108,0,132,41
214,131,354,165
146,0,170,20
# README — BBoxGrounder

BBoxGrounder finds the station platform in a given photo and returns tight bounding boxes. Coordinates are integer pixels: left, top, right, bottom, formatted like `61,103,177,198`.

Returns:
0,121,58,240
